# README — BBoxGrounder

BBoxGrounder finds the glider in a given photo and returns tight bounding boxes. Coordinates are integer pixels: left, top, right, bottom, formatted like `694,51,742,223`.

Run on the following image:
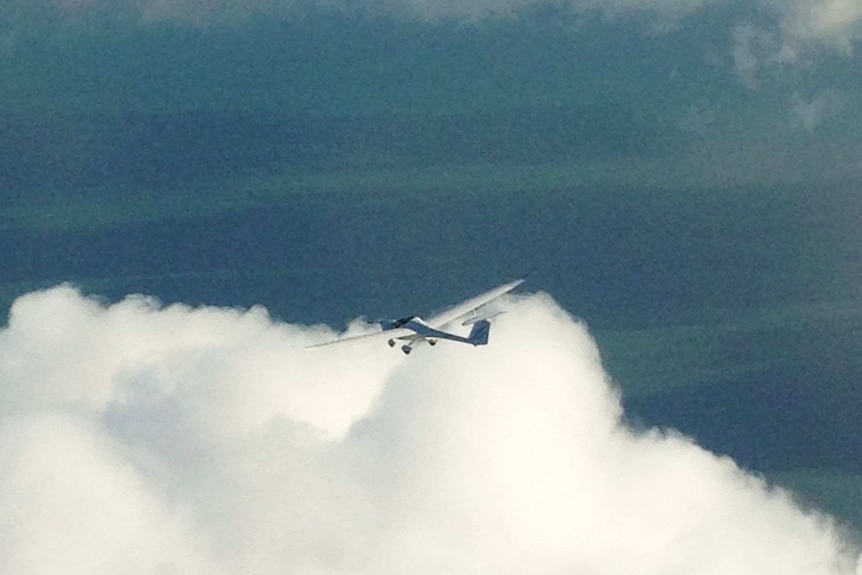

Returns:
307,278,524,355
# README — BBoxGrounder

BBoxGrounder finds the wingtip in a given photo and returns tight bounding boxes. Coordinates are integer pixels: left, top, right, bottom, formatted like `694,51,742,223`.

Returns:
508,277,527,290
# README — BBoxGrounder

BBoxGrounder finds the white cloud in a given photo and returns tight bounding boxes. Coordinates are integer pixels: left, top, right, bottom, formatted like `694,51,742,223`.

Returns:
0,285,859,574
0,413,222,574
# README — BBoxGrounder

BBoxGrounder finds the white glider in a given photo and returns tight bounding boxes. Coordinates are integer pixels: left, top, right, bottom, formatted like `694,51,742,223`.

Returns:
307,278,524,354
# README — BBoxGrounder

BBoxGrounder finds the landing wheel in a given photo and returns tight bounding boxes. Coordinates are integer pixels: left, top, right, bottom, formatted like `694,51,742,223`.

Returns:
401,345,412,355
388,339,396,348
428,340,437,346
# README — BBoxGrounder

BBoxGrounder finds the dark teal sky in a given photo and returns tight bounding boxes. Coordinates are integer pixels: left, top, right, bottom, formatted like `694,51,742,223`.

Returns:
2,0,861,192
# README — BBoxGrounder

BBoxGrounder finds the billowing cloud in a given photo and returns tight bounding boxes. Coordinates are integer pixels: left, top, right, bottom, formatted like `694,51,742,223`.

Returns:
0,285,859,574
0,413,222,574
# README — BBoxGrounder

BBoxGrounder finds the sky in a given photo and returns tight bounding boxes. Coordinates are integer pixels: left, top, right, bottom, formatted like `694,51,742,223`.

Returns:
2,0,862,572
2,0,862,193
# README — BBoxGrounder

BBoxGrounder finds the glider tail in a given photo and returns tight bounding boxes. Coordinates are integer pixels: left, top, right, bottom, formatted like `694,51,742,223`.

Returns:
467,319,491,346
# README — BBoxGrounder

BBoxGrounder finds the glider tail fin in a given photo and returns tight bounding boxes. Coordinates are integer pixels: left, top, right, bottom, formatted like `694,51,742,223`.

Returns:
467,319,491,346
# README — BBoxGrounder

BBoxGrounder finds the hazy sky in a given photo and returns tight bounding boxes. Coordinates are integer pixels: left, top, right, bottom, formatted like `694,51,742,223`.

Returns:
2,0,862,190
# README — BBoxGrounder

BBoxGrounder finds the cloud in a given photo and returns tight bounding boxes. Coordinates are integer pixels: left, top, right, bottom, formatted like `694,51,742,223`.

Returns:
733,0,862,84
0,413,222,574
1,284,860,574
790,89,846,131
771,0,862,53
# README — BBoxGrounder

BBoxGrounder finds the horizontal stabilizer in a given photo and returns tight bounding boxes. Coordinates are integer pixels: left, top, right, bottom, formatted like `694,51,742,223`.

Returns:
462,310,504,326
